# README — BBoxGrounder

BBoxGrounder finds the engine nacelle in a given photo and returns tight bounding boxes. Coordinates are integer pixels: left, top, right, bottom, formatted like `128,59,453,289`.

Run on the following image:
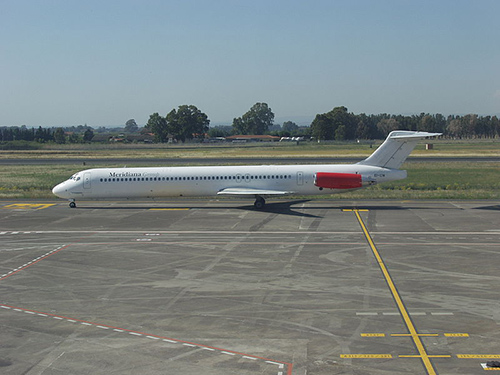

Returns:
314,172,362,189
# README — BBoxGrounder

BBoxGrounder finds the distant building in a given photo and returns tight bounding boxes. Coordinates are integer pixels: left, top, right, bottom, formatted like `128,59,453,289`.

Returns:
92,133,154,143
225,135,280,143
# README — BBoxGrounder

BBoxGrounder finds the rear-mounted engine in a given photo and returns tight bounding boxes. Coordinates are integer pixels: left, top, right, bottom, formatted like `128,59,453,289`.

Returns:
314,172,362,189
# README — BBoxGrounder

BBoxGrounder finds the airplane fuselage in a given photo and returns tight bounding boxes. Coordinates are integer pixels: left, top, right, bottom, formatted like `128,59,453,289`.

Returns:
52,163,406,200
53,131,441,208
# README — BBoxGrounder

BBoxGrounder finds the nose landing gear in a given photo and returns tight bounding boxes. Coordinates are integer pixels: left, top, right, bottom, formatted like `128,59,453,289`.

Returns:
69,200,77,208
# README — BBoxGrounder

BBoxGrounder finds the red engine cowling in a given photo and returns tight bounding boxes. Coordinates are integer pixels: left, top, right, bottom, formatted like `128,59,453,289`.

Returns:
314,172,362,189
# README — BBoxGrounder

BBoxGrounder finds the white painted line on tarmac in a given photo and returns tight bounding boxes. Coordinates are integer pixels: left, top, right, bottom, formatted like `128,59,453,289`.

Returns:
266,360,281,365
431,312,454,315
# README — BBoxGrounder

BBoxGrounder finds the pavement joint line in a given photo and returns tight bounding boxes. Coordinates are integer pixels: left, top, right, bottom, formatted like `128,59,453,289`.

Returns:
0,303,293,374
350,208,438,375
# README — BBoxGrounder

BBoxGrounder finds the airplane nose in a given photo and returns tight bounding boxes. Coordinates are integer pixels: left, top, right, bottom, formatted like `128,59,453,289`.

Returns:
52,182,69,199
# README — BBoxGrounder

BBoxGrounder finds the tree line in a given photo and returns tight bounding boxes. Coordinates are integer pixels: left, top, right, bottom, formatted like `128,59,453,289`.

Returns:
0,125,94,144
2,103,500,145
310,106,500,140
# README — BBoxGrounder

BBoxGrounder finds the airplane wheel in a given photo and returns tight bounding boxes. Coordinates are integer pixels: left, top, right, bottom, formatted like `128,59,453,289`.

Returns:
254,197,265,209
69,201,76,208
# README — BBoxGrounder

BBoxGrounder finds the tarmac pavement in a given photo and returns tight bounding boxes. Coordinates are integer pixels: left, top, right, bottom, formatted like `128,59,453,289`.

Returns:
1,199,499,374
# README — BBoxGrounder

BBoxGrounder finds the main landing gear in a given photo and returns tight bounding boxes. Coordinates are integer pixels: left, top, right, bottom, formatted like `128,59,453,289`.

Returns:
69,199,77,208
254,196,266,209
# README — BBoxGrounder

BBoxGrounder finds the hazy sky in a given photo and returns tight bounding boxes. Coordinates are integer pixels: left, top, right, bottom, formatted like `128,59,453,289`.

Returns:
1,0,499,127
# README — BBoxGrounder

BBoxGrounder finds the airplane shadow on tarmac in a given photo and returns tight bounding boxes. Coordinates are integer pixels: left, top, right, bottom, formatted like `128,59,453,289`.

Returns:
236,200,321,218
474,204,500,211
74,200,461,219
78,200,322,218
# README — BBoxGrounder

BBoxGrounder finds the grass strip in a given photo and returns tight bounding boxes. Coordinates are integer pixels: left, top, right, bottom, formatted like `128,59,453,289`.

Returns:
1,161,498,200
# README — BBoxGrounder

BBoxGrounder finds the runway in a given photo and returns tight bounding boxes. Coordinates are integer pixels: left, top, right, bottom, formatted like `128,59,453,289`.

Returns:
1,156,499,165
1,199,500,374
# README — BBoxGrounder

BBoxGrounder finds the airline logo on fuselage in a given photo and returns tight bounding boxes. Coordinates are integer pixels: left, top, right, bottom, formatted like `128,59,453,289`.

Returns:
109,171,143,178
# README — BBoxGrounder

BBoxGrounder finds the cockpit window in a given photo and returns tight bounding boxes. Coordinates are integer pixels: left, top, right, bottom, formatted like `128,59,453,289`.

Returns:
70,174,81,181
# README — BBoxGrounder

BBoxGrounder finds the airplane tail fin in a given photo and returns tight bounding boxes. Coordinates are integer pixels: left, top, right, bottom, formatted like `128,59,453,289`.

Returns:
357,131,441,169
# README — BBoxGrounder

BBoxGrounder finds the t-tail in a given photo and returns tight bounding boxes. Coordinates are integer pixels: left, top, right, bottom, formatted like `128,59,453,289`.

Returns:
357,130,441,169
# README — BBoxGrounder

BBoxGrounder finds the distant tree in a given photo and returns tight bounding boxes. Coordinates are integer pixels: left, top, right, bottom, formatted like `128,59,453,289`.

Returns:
282,121,299,133
418,114,446,133
34,126,52,142
310,106,357,140
446,117,464,138
355,117,372,139
208,126,232,138
166,105,210,142
68,133,80,143
492,116,500,138
83,128,94,142
232,103,274,135
232,117,245,134
53,128,66,144
330,106,357,139
125,119,139,133
311,113,334,140
145,113,168,142
377,118,400,136
335,124,347,140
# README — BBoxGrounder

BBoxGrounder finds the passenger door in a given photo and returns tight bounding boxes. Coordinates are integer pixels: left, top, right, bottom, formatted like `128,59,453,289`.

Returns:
83,172,91,189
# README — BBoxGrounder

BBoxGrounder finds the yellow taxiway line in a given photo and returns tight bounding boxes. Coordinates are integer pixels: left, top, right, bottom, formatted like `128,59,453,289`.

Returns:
351,209,438,375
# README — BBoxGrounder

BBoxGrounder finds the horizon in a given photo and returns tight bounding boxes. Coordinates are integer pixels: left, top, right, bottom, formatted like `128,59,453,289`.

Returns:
3,111,499,130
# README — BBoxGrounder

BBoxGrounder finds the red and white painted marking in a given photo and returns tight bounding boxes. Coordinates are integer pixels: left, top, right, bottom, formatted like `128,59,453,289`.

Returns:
0,303,291,374
0,244,69,280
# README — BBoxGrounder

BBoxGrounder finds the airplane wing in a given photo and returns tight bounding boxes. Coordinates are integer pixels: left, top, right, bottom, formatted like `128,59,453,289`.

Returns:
217,187,294,196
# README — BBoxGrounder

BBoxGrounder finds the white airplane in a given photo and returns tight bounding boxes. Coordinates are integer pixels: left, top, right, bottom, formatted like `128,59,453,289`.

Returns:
52,130,440,209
